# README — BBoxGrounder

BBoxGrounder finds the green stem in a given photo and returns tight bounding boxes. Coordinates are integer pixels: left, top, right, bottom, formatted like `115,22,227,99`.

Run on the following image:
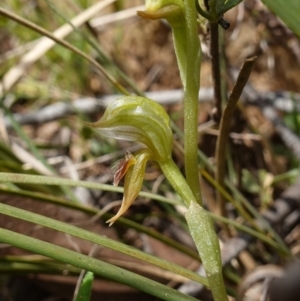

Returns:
160,158,197,207
183,0,202,205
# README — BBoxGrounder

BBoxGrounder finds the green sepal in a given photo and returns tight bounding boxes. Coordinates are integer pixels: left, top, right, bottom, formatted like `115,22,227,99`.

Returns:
83,96,173,162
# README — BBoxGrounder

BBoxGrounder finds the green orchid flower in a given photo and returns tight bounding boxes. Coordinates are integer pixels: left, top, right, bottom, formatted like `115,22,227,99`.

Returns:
84,96,181,225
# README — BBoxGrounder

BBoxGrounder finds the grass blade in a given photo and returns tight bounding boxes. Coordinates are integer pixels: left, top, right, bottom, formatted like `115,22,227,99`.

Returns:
0,227,201,301
0,201,208,286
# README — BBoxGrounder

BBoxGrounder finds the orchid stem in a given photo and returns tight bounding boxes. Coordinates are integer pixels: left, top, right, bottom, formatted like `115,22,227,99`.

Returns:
160,159,197,207
183,0,202,205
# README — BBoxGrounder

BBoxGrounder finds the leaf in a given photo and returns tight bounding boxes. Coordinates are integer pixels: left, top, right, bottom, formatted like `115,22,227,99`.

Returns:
0,201,207,286
0,227,200,301
261,0,300,37
185,202,228,301
75,272,94,301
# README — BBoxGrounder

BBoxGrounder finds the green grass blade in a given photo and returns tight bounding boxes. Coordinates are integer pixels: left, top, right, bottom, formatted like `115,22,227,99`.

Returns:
0,227,201,301
0,202,208,287
0,171,286,255
75,271,94,301
0,172,179,205
0,178,198,260
0,255,80,274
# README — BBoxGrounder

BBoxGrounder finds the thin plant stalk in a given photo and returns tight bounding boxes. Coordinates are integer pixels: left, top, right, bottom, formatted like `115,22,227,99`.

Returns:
183,0,202,205
210,22,222,120
204,0,223,120
215,57,256,222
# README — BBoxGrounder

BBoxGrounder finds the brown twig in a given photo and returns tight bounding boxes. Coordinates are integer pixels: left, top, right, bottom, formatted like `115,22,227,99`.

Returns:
215,57,256,220
210,22,222,121
203,0,222,121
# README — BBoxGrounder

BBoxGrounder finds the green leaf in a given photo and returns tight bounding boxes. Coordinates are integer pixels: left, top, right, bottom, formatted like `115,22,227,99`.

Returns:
75,271,94,301
0,201,208,287
0,227,200,301
261,0,300,37
185,202,228,301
